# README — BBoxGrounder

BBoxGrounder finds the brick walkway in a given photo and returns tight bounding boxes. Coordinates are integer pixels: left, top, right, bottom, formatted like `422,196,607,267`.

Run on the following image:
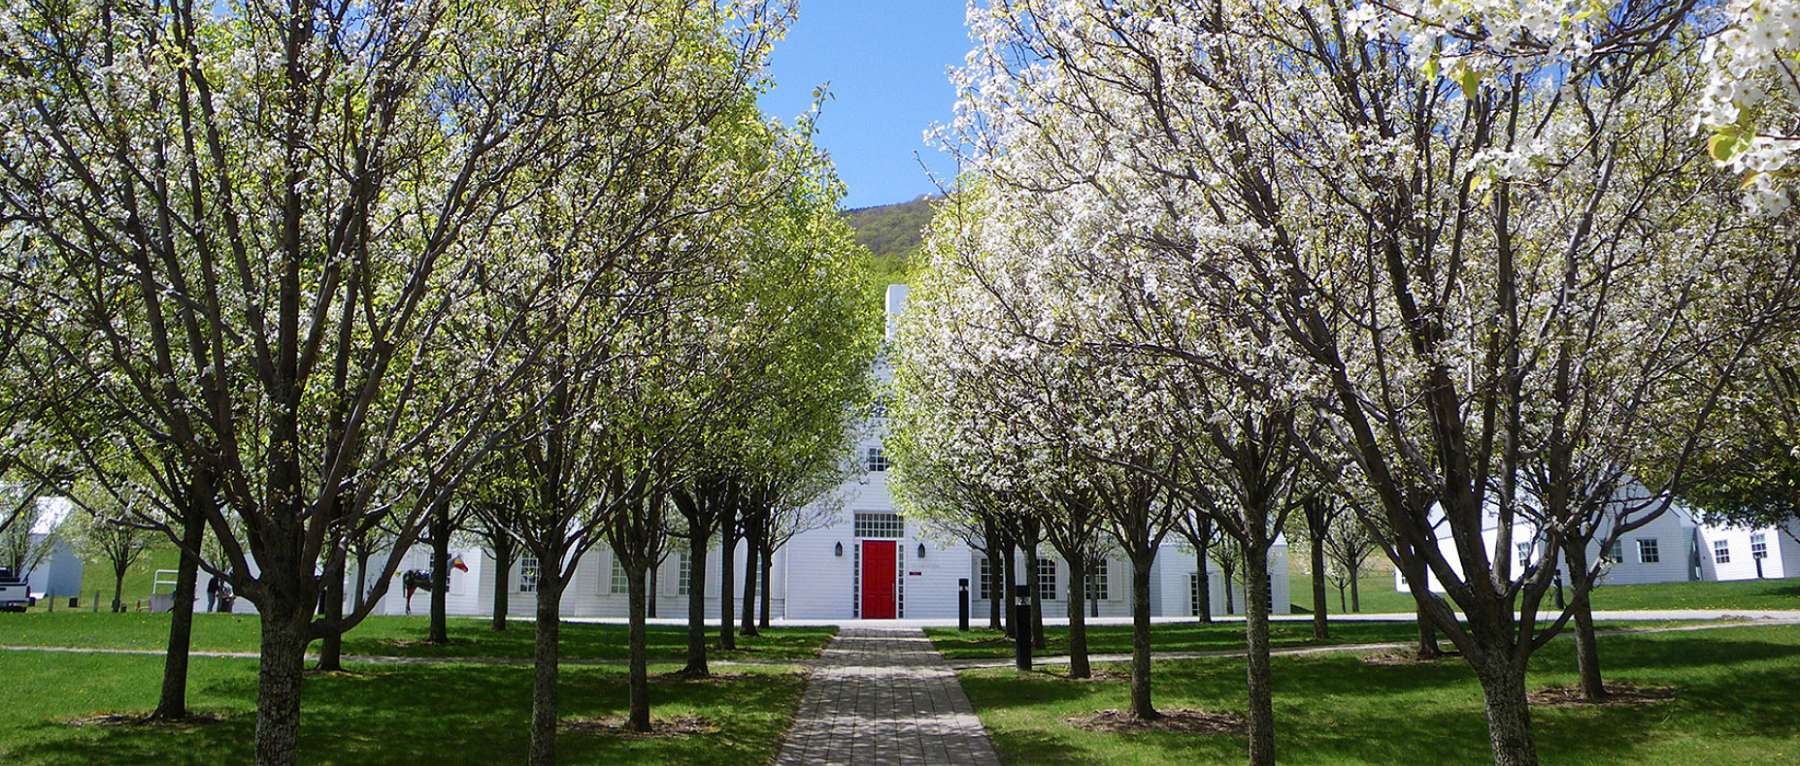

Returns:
775,627,1001,766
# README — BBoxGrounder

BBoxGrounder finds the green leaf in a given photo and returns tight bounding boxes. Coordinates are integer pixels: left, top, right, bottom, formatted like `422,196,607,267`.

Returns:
1709,129,1749,163
1422,56,1440,83
1451,63,1482,100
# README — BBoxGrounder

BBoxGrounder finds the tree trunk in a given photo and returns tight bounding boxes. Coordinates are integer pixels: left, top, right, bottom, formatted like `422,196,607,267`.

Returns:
1222,566,1235,615
1560,541,1605,701
491,538,511,632
1000,538,1017,637
986,543,1003,631
527,562,563,765
759,542,772,629
1350,574,1361,613
315,551,346,672
152,508,205,719
1403,555,1441,658
1066,554,1090,679
1310,532,1328,641
1417,609,1442,659
1475,657,1540,766
254,600,310,766
1195,517,1213,622
1244,545,1277,766
719,509,737,651
1337,584,1347,612
740,514,759,637
626,564,652,733
1024,536,1045,650
1128,554,1156,720
428,509,450,644
112,568,125,613
352,549,369,615
647,564,658,618
684,530,710,676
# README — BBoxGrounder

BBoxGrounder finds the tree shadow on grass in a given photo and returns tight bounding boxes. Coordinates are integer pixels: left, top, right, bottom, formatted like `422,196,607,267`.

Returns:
9,661,805,765
971,630,1800,765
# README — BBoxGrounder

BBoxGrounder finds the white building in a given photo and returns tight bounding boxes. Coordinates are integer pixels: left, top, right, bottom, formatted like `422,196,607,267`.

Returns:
1695,519,1800,581
363,284,1286,621
1396,481,1800,594
21,498,83,602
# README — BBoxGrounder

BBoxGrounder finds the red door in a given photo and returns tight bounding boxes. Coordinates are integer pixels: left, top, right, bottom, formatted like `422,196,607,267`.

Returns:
861,540,897,619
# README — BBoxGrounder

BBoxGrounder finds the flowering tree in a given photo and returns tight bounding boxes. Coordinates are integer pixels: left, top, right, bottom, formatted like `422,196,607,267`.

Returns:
1697,0,1800,213
0,0,794,761
948,2,1799,763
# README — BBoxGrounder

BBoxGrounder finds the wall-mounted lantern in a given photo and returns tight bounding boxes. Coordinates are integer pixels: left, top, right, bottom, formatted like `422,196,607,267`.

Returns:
917,543,927,559
834,542,844,558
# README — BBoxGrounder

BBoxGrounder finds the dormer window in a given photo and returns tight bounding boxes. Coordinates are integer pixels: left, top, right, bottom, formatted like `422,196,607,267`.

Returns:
865,446,889,472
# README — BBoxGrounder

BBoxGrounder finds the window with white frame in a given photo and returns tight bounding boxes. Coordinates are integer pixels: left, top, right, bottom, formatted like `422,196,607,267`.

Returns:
676,551,691,596
1189,572,1202,616
1085,558,1109,601
1037,558,1057,601
518,554,539,593
978,557,992,600
1752,532,1769,559
1638,538,1660,564
611,557,629,594
854,512,903,539
1606,539,1624,561
865,447,890,472
1517,542,1532,568
1713,539,1731,564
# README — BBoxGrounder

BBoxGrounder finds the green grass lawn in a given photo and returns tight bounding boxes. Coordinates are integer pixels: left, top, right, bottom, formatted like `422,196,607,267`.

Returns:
1290,573,1800,615
0,612,835,662
0,651,804,765
959,623,1800,764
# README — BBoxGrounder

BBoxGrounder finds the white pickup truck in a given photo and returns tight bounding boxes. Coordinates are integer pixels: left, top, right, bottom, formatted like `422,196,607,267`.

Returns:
0,567,32,612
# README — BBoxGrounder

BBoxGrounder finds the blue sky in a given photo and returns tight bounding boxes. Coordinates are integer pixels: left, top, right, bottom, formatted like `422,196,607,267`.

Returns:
760,1,969,210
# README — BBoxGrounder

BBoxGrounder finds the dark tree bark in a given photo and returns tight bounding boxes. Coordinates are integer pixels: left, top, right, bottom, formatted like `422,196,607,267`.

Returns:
1022,526,1045,650
428,503,451,644
151,502,206,719
352,547,370,615
758,540,773,629
111,566,126,613
1197,518,1213,621
985,520,1004,630
1475,654,1539,766
1000,536,1017,637
1560,540,1606,700
1404,557,1443,659
315,550,347,672
1350,575,1361,612
1303,497,1330,640
683,527,711,676
528,558,564,765
1244,541,1276,766
491,536,512,632
1064,553,1090,679
254,601,311,766
740,509,761,637
626,562,651,732
1127,553,1156,720
719,498,738,651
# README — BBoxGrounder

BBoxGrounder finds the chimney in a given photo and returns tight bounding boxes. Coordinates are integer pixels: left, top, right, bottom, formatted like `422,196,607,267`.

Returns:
884,284,909,342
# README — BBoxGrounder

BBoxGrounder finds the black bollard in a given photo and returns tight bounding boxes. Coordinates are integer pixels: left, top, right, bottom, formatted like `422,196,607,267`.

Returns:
1013,584,1032,671
958,578,970,632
